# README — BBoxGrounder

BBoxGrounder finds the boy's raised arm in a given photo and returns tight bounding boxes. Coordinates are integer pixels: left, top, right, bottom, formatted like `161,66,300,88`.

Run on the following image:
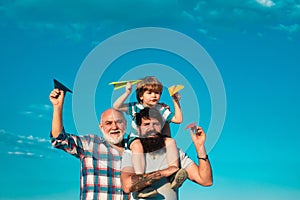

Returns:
113,82,132,113
171,93,183,124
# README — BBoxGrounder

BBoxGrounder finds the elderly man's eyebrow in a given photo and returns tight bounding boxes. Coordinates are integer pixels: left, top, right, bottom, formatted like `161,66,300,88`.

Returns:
104,119,124,124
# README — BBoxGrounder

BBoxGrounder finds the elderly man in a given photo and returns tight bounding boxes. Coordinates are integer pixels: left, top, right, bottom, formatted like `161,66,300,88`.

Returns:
121,107,213,199
49,88,130,200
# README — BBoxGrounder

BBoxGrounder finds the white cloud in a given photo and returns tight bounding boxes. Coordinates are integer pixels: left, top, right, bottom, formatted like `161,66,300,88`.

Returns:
1,0,299,40
197,28,208,35
256,0,275,7
27,135,34,140
21,104,51,119
29,104,51,111
0,129,56,159
7,151,44,158
8,151,24,155
273,24,300,34
2,0,181,25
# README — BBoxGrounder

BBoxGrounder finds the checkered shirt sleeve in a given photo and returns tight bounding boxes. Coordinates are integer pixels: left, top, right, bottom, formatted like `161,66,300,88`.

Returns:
51,131,130,200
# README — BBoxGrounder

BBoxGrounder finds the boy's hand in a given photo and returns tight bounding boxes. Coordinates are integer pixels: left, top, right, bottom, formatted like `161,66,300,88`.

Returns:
172,92,181,102
125,82,132,94
49,89,64,106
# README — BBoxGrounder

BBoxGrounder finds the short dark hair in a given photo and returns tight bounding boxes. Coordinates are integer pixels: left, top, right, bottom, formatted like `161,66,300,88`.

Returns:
135,107,163,126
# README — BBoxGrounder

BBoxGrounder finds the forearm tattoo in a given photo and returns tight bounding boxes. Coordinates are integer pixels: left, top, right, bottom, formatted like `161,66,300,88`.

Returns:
130,172,161,192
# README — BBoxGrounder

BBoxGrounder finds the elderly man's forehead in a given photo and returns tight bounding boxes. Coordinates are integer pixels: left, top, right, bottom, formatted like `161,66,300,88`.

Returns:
101,109,124,121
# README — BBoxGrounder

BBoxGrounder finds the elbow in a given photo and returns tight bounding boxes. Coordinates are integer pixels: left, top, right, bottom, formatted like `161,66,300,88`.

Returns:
202,178,213,187
175,119,183,124
122,186,131,194
172,118,183,124
121,181,132,193
112,103,118,110
203,180,213,187
196,176,213,187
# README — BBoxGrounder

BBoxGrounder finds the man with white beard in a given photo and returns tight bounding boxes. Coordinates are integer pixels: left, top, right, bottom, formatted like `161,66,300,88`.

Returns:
49,88,130,200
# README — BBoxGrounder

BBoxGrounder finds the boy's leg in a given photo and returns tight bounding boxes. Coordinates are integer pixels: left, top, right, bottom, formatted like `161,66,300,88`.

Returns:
136,187,158,198
130,139,145,174
130,139,158,198
165,138,179,169
161,123,171,137
165,138,188,189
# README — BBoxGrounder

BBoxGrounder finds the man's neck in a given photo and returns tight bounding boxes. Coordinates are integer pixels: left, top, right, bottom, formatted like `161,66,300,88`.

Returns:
109,142,124,154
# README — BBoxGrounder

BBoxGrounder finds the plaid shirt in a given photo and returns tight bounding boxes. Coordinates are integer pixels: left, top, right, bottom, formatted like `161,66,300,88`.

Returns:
51,130,130,200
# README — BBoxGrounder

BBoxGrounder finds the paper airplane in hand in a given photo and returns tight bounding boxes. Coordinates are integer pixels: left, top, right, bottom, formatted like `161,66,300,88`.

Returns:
185,122,197,130
168,85,184,96
53,79,72,93
109,80,141,90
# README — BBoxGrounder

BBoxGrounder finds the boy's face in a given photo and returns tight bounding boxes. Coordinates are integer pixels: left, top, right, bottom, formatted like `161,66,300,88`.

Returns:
140,90,161,107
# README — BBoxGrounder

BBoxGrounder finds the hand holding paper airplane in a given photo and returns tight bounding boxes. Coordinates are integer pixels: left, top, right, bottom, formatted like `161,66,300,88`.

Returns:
53,79,72,94
168,85,184,96
185,122,197,133
109,80,141,90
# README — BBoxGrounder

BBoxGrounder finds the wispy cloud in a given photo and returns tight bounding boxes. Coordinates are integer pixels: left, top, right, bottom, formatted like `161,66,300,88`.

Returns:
256,0,275,7
181,0,300,38
29,104,52,111
273,23,300,34
0,129,59,159
0,0,299,40
21,104,52,119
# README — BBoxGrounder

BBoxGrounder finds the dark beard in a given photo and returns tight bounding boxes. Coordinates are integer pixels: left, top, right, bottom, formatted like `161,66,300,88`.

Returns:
139,134,165,153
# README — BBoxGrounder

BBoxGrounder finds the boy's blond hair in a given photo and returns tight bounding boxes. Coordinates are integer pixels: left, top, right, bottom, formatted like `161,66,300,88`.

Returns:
136,76,163,103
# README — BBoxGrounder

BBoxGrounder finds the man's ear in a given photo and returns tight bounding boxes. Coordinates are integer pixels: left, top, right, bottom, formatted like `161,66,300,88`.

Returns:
137,127,142,136
99,124,103,132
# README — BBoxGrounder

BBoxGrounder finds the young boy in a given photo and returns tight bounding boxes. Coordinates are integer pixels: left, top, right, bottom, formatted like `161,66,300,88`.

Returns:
113,76,187,197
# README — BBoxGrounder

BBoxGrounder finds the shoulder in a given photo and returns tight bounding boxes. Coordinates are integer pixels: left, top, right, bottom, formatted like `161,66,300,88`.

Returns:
178,148,194,168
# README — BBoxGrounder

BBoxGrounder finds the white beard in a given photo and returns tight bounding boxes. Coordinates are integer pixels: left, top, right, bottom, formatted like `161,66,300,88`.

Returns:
103,133,124,145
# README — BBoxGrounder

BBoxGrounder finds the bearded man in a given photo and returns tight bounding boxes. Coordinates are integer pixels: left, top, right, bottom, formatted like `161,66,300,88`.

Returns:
121,107,213,199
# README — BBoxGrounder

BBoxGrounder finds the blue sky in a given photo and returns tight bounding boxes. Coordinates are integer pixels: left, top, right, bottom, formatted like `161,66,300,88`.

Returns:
1,0,300,199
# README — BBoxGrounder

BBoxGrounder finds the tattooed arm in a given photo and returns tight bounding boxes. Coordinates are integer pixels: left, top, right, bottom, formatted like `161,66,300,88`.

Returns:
121,167,162,193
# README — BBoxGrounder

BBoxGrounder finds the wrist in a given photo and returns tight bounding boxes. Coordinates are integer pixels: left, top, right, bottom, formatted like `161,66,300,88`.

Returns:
197,154,208,161
53,105,63,111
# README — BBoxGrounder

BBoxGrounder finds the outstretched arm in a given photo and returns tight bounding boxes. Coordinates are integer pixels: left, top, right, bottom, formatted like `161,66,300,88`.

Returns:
186,126,213,186
170,93,183,124
113,82,131,113
49,89,65,138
